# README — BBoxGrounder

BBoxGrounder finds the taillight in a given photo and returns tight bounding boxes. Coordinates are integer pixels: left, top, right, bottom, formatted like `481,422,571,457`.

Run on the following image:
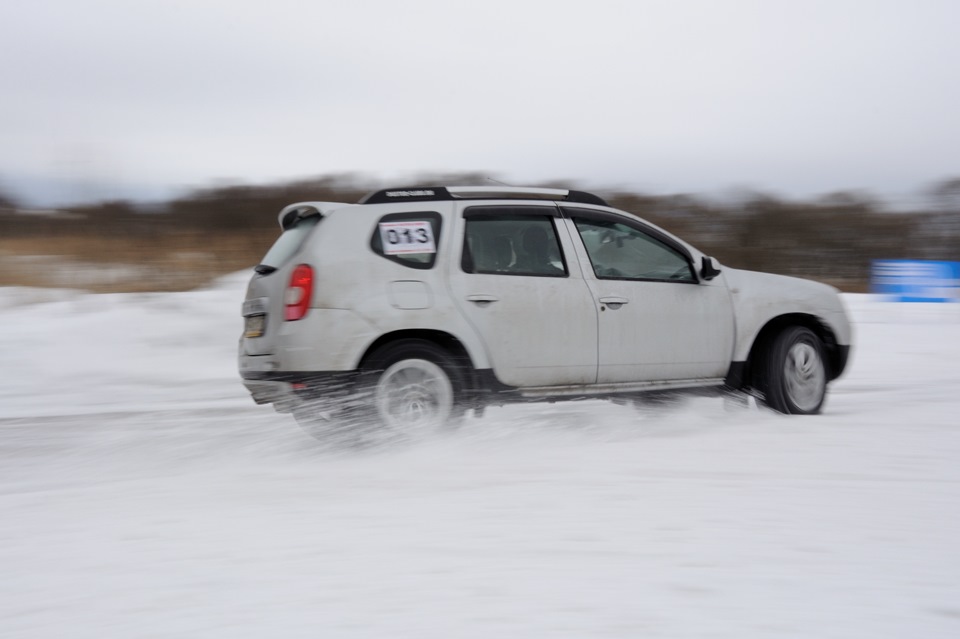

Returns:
284,264,313,321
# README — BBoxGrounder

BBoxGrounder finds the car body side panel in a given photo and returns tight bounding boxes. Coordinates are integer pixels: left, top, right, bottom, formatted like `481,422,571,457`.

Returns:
590,276,736,382
445,201,599,387
723,268,853,363
273,308,376,371
557,215,736,383
288,201,493,371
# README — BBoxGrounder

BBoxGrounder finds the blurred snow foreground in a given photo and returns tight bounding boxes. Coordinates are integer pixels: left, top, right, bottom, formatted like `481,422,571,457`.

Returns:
1,274,960,639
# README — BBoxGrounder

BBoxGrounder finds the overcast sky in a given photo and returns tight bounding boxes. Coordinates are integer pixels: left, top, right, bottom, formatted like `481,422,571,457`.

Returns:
1,0,958,206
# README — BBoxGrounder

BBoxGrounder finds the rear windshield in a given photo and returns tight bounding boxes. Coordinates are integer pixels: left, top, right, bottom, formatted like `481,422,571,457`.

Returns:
260,215,320,269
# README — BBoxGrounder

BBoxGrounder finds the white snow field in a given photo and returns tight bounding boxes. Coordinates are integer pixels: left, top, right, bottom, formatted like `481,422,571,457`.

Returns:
1,273,959,638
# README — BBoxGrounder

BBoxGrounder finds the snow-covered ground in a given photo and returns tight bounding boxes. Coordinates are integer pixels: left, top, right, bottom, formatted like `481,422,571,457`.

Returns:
2,274,959,638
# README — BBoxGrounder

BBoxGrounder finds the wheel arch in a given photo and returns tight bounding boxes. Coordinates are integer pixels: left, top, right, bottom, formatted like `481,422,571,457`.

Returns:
357,329,481,388
741,313,844,390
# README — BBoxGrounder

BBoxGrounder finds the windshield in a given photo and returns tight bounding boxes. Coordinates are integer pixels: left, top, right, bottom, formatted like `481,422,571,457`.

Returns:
258,215,321,270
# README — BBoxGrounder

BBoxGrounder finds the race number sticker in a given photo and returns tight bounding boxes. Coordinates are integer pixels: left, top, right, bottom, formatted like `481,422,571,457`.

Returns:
378,221,436,255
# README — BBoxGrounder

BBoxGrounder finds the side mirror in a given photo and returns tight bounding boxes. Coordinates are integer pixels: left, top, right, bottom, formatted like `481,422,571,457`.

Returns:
700,256,721,281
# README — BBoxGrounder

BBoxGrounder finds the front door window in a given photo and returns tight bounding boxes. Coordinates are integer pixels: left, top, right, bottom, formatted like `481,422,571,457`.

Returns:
573,219,696,283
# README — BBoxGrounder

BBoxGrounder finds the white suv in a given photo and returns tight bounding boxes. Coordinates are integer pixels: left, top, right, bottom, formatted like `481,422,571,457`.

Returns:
239,186,851,435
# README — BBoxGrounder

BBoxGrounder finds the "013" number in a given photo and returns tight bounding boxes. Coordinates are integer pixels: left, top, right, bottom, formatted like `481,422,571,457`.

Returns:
379,221,437,255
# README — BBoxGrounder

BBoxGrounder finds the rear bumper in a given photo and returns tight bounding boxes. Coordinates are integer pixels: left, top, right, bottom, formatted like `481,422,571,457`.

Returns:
240,370,359,411
242,377,294,407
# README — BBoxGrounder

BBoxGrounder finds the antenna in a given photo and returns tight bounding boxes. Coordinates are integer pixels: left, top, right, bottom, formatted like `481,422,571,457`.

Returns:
486,176,514,187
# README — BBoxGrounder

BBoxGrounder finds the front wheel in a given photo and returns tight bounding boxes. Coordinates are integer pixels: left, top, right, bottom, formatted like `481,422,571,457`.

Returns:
760,326,828,415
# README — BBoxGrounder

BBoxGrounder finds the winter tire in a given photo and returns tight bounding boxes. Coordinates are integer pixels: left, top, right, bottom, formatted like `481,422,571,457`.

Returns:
360,340,464,437
761,326,828,415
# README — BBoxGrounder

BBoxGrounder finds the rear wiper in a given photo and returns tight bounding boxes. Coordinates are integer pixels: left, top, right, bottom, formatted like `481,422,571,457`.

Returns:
254,264,277,275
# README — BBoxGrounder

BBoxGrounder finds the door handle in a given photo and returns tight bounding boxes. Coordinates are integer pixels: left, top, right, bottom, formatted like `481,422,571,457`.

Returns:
599,296,628,310
467,294,499,306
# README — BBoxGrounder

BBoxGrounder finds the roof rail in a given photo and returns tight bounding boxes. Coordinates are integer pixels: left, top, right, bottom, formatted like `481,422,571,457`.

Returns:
359,185,608,206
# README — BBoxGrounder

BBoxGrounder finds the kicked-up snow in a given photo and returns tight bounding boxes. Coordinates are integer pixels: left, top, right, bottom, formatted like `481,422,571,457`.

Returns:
1,274,959,638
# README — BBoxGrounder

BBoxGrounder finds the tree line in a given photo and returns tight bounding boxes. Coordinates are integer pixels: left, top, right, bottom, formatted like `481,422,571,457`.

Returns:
1,174,958,292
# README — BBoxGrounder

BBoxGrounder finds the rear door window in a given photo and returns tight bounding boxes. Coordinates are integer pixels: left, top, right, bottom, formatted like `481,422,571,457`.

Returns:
461,207,567,277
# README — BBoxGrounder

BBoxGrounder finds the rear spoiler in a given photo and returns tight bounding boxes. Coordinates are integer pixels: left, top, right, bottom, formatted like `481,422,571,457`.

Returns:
277,202,349,230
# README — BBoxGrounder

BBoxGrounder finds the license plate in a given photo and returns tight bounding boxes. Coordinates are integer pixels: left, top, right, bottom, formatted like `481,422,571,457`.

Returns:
244,314,266,338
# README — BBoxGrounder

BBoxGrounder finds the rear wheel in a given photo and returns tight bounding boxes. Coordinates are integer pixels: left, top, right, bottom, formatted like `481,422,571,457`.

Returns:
759,326,827,414
293,340,465,444
359,340,465,438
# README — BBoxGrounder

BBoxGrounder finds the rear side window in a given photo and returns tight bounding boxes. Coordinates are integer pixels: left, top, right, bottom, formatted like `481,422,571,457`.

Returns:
370,212,442,269
259,215,321,270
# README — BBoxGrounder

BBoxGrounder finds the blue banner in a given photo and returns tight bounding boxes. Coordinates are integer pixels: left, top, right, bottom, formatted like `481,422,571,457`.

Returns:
871,260,960,303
